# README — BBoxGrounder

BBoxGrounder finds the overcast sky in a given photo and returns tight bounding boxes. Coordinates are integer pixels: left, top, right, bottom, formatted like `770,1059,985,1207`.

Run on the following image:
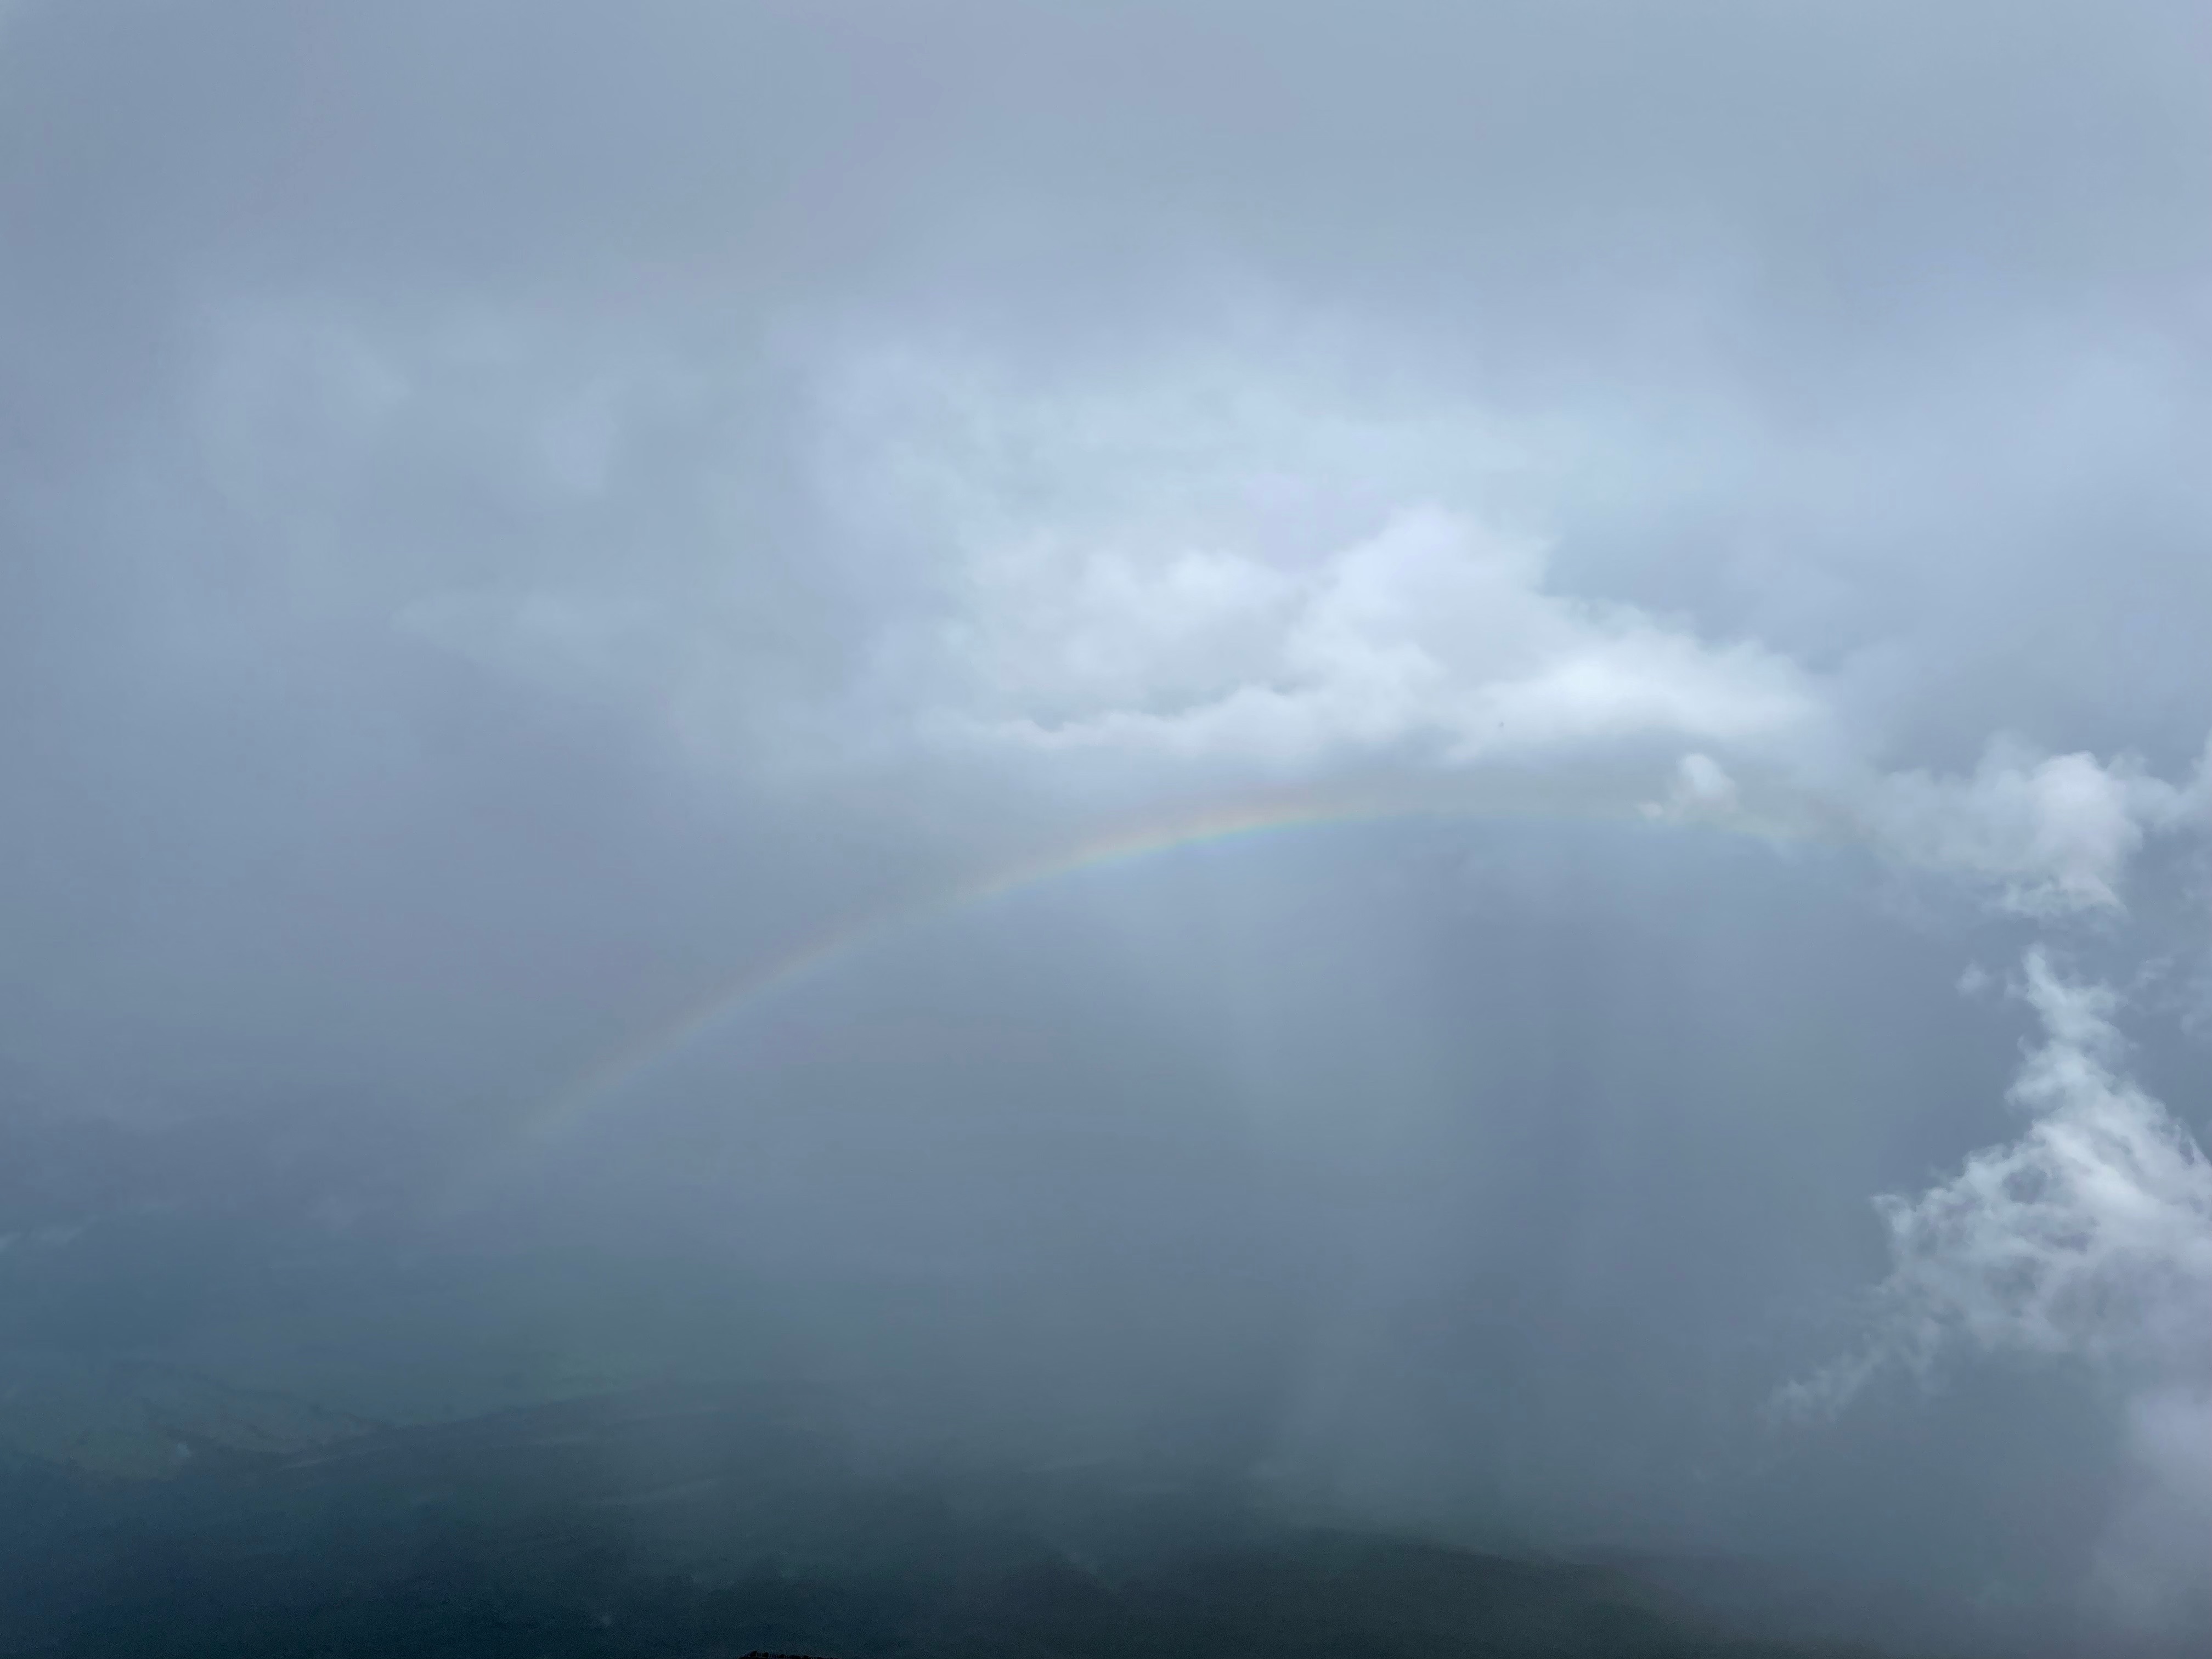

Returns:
3,2,2209,1650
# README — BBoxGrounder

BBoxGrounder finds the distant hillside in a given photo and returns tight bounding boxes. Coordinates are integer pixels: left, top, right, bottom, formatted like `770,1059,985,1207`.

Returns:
0,1385,1892,1659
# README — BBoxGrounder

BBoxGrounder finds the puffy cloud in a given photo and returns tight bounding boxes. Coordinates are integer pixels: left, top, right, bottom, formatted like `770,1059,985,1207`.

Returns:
799,348,2208,918
1791,951,2212,1412
927,505,1816,770
1785,950,2212,1621
150,307,2212,935
1857,741,2203,916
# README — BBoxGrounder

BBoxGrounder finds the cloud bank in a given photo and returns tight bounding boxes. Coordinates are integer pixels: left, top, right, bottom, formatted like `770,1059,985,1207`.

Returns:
2,1,2209,1650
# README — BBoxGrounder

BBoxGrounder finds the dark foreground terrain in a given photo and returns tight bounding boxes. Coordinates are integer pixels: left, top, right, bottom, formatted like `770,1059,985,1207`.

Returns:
0,1385,1885,1659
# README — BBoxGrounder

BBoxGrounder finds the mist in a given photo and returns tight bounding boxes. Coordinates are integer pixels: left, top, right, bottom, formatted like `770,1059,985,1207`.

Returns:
3,3,2209,1655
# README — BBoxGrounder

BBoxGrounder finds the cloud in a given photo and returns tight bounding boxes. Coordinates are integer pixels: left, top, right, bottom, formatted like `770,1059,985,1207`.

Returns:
1643,752,1742,825
1790,951,2212,1412
925,505,1816,771
808,348,1802,781
2096,1389,2212,1634
1857,741,2204,916
126,304,2212,933
2,2,2207,1640
793,347,2208,917
1784,949,2212,1623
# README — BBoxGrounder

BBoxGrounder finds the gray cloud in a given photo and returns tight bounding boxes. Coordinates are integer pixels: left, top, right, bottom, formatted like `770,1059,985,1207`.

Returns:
1784,951,2212,1634
2,2,2208,1651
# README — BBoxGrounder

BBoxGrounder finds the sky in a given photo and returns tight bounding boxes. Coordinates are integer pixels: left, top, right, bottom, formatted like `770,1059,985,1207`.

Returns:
2,1,2209,1650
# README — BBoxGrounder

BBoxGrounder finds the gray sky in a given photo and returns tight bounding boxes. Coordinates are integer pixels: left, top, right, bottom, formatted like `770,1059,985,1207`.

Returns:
2,2,2209,1649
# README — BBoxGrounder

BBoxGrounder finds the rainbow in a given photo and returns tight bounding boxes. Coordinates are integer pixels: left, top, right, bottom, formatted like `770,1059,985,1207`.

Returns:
516,775,1788,1151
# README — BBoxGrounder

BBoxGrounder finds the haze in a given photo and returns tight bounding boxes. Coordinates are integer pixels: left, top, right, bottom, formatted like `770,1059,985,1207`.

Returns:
2,3,2208,1654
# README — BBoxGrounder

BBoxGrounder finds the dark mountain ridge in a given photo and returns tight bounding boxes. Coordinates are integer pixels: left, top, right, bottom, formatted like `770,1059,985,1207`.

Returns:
1,1383,1903,1659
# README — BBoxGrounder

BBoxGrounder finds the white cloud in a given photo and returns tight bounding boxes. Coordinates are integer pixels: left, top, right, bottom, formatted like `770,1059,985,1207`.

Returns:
1858,741,2198,916
1643,751,1743,825
815,349,2208,922
1791,951,2212,1411
1785,951,2212,1618
241,324,2201,926
812,352,1816,783
933,506,1815,770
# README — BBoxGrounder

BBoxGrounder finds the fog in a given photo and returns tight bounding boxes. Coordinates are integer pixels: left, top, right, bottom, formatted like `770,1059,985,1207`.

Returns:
3,3,2208,1654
